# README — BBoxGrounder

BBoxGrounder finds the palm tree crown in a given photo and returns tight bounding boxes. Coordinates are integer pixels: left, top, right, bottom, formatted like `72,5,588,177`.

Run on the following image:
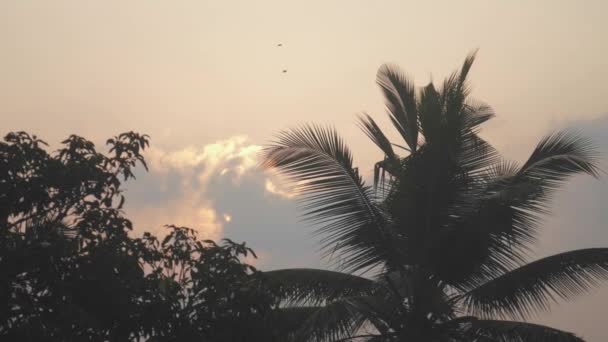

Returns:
262,52,607,342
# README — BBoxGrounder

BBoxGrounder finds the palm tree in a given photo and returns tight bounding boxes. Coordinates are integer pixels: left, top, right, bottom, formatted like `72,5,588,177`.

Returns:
261,52,608,341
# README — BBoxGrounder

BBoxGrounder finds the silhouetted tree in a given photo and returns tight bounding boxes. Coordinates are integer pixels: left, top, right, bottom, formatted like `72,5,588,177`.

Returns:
263,52,607,341
138,226,275,341
0,132,274,341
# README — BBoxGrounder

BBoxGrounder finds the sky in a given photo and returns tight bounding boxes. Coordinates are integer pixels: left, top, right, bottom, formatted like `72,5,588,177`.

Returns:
1,0,608,340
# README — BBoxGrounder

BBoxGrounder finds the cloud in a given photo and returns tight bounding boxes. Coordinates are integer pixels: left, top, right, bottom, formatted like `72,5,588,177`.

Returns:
124,136,263,240
145,135,261,185
122,135,321,270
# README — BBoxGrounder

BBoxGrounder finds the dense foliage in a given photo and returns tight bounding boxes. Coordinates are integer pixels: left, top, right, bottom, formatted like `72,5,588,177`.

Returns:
0,132,274,341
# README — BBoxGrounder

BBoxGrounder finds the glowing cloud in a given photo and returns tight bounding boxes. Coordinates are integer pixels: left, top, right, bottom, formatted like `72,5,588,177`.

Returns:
126,135,295,241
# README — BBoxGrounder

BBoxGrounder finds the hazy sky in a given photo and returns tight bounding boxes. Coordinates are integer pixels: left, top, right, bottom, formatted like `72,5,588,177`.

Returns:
2,1,608,340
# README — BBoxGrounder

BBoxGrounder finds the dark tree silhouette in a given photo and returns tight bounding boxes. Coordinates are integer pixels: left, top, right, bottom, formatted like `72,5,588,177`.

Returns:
262,52,606,341
0,132,275,341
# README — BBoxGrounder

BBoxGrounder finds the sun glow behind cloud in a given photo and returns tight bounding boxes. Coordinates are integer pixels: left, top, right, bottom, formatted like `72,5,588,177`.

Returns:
126,135,292,241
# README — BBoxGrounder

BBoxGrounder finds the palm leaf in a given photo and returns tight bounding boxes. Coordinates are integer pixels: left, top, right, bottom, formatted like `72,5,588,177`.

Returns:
462,248,608,319
269,307,322,339
517,131,600,196
442,50,477,127
357,113,401,189
357,113,397,160
263,268,375,305
449,132,600,288
376,64,419,151
262,125,399,272
490,130,599,215
461,318,583,342
291,297,371,342
417,82,443,145
461,100,495,132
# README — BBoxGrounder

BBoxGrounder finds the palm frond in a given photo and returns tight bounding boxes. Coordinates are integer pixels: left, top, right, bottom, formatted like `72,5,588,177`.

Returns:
292,296,383,342
262,125,398,272
357,113,397,160
461,100,495,132
269,307,322,339
460,132,600,281
376,64,419,151
457,50,478,91
263,268,376,305
357,113,401,190
425,221,521,291
359,336,394,342
447,133,600,288
441,50,477,131
461,318,583,342
520,130,600,183
487,131,599,213
462,248,608,319
417,82,443,145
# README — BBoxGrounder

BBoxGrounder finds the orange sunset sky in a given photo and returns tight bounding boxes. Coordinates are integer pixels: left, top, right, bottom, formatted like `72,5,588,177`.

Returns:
2,1,608,340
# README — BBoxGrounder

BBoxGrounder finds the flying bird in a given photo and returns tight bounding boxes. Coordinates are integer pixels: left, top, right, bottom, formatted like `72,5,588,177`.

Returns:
277,44,286,73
